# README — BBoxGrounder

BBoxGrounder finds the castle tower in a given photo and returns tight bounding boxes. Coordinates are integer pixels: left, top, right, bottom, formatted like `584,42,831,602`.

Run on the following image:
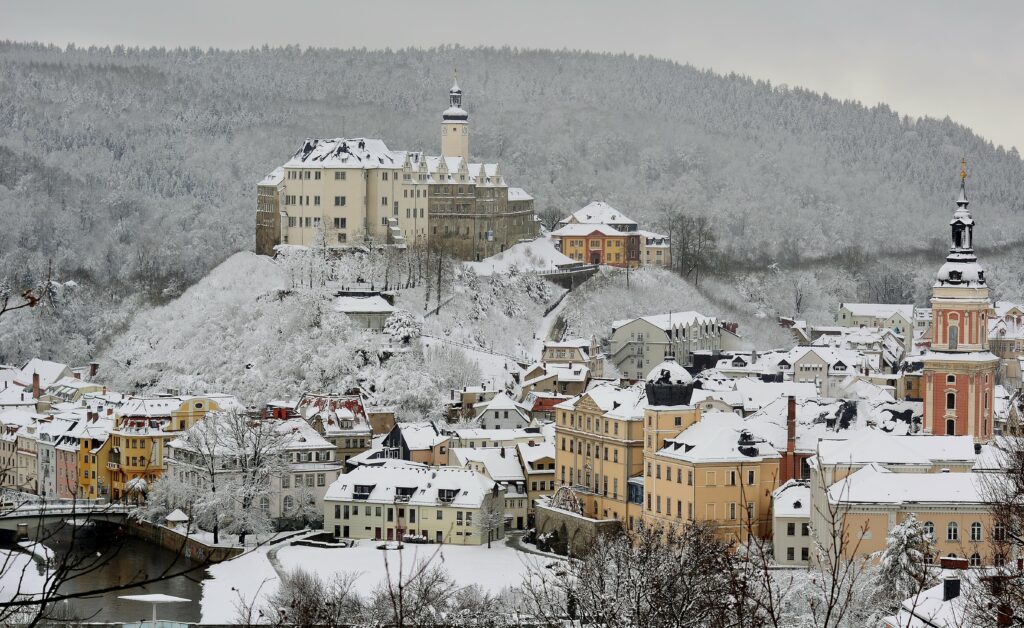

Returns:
922,160,998,442
441,75,469,161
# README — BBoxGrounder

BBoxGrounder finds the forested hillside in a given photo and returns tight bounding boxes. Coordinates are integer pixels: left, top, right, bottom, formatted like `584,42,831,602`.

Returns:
2,41,1023,363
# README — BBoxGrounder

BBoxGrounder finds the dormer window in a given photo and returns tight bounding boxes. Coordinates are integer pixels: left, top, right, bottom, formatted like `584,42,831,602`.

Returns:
948,270,962,282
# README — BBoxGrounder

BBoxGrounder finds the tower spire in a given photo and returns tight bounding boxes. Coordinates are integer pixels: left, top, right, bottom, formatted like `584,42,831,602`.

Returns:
956,157,969,206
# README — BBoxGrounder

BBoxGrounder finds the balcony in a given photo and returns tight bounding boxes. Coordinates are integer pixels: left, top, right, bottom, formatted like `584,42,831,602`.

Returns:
106,461,120,471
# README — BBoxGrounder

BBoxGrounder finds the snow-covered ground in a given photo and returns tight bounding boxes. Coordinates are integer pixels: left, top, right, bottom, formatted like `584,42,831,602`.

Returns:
464,238,573,276
0,549,49,603
200,539,547,624
421,335,524,389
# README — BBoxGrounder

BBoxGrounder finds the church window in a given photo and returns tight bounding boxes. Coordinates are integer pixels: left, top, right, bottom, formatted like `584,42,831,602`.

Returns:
948,326,958,349
947,374,956,384
946,418,956,435
946,392,956,410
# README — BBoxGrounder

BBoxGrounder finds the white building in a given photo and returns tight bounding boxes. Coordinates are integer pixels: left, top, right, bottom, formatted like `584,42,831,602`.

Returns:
772,479,811,566
473,391,531,430
166,417,343,524
450,446,528,529
323,461,504,545
610,311,741,377
333,295,395,332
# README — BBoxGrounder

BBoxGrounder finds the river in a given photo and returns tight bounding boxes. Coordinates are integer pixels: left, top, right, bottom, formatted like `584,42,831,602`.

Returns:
8,522,209,624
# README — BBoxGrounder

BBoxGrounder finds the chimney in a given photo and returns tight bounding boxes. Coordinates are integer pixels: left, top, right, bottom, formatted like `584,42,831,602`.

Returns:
786,396,797,454
107,408,113,416
73,371,81,380
500,447,506,458
32,373,41,399
89,362,99,378
102,386,108,395
942,576,961,602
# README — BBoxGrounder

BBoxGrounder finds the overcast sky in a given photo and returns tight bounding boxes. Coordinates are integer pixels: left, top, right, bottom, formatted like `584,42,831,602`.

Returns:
3,0,1023,151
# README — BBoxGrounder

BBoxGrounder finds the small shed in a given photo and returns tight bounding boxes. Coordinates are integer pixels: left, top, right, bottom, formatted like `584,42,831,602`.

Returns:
164,509,190,531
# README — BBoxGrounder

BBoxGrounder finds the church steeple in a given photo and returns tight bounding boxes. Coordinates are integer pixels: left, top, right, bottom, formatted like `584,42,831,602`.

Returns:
937,159,983,286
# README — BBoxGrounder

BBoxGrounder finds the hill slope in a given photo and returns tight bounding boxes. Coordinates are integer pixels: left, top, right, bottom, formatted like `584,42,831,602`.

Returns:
2,42,1023,363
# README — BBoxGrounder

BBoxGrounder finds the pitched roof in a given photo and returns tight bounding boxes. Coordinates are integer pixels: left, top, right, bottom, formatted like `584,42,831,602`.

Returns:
333,295,395,314
324,462,497,508
284,138,399,169
840,303,914,320
827,463,984,506
561,202,637,227
613,311,716,332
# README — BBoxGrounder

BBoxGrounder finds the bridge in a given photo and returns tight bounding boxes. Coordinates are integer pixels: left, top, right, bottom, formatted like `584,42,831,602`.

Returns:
0,500,132,532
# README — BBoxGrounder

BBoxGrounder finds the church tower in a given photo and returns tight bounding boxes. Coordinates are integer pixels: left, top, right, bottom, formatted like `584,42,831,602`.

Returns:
922,160,998,442
441,75,469,161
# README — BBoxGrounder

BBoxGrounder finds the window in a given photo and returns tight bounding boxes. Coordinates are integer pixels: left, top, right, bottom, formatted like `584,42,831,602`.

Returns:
314,195,320,206
946,392,956,410
381,196,388,206
994,522,1006,541
282,475,290,488
947,374,956,384
728,471,737,486
729,503,737,520
970,521,982,541
333,217,346,229
801,547,809,561
787,547,795,561
946,418,956,436
969,553,981,567
283,495,294,512
317,473,326,487
923,521,934,539
801,523,810,536
787,522,795,536
947,521,959,541
334,196,346,206
335,171,346,180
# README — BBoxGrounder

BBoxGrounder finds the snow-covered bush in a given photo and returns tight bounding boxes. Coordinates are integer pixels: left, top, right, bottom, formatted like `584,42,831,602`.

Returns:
383,309,422,345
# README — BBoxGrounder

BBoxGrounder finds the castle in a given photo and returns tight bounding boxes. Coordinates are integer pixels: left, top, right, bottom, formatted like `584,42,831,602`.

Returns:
255,80,537,259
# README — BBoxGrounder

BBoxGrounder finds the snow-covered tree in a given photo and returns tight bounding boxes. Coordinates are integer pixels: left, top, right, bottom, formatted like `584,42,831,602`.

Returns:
383,309,422,345
872,513,936,617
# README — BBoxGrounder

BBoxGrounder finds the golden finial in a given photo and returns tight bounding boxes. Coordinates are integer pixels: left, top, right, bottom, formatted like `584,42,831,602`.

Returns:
960,157,967,182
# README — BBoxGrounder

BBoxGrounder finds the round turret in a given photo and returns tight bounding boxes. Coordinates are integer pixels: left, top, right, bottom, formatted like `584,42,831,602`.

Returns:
646,355,694,385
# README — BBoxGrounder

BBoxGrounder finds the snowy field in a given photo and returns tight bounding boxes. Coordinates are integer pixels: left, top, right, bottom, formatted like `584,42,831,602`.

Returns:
200,539,547,624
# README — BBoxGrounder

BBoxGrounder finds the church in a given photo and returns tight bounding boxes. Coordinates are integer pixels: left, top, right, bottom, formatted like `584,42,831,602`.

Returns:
921,161,999,442
255,79,537,259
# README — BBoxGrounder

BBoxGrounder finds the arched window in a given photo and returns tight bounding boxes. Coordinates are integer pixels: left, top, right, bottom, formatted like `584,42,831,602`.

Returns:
946,419,956,436
969,553,981,567
923,521,935,539
970,522,983,541
994,553,1006,567
947,522,959,541
947,374,956,384
946,392,956,410
948,326,958,349
283,495,294,513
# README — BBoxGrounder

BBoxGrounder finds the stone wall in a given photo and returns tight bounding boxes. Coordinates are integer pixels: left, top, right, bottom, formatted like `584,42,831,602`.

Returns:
535,502,621,557
126,520,242,563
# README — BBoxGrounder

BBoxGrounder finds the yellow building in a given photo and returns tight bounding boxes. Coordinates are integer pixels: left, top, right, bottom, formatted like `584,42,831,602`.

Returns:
824,464,998,566
107,395,240,500
518,441,556,523
554,382,648,528
641,411,779,544
77,415,114,500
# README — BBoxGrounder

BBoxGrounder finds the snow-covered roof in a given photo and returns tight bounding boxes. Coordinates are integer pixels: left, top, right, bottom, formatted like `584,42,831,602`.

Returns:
451,427,539,442
772,480,810,518
920,350,999,363
550,223,626,238
839,303,914,321
464,237,574,276
165,508,190,523
397,422,448,450
814,432,976,468
560,202,637,227
517,442,555,470
612,311,717,333
827,463,984,506
507,187,533,201
645,357,693,385
451,447,525,482
333,295,395,314
993,300,1024,318
657,415,780,464
556,382,647,421
325,461,497,509
259,167,284,187
15,358,70,389
284,138,399,170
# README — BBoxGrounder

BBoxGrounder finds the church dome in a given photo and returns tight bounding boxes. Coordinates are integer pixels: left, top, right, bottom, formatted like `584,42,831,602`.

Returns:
646,356,693,385
936,261,985,287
